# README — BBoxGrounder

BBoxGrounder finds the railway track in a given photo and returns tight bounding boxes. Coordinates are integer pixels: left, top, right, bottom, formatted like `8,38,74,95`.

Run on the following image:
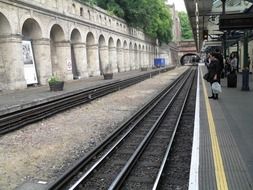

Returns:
47,67,197,190
0,68,172,135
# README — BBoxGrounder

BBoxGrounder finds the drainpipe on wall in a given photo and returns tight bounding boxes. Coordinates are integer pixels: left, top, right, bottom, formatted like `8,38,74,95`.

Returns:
242,30,250,91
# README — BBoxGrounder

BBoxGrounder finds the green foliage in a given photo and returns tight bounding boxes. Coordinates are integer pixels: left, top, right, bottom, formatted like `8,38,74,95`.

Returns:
48,75,61,84
81,0,97,6
81,0,172,43
178,12,193,40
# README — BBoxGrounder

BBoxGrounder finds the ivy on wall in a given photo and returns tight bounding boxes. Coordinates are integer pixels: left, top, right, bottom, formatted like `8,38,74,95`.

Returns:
81,0,173,44
178,11,193,40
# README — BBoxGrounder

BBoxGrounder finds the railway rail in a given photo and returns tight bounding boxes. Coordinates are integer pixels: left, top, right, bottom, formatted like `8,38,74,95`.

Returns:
0,68,172,135
48,67,197,190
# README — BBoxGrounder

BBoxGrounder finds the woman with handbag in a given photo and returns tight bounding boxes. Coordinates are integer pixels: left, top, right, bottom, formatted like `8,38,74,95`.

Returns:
207,52,221,100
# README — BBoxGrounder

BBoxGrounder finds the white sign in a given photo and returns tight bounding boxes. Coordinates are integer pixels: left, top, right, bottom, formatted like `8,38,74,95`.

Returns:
22,40,38,84
67,59,72,71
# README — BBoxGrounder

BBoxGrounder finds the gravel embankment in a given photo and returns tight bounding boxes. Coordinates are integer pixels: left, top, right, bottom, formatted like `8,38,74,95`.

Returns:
0,67,187,190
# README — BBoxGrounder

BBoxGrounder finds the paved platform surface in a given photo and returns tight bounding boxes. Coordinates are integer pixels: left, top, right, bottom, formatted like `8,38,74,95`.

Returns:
0,69,158,115
198,65,253,190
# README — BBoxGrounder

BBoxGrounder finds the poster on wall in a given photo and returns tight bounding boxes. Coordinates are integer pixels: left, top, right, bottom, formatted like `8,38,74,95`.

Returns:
22,40,38,85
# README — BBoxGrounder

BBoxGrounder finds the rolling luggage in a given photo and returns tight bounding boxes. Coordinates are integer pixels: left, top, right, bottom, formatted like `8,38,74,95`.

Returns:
227,71,237,88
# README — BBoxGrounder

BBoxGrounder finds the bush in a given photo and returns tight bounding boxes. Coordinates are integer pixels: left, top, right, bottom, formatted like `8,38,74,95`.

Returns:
48,75,62,85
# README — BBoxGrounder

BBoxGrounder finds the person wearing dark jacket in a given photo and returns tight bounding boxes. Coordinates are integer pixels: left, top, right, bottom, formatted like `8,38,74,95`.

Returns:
208,53,220,99
213,51,224,81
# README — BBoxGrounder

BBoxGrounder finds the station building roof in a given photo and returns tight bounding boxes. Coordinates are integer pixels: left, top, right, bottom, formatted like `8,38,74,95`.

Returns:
184,0,253,52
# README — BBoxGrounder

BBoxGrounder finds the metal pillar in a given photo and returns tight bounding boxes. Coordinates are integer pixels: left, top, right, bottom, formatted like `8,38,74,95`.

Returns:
221,0,227,60
221,0,226,15
237,41,239,68
223,32,227,59
242,31,250,91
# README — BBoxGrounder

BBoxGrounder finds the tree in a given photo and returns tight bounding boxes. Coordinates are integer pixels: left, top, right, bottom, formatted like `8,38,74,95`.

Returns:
178,12,193,40
81,0,97,6
81,0,173,44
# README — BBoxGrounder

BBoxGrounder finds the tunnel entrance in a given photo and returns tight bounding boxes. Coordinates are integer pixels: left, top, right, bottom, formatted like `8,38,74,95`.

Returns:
180,53,200,65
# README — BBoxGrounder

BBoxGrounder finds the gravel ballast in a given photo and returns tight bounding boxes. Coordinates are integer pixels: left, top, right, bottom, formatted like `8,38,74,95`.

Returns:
0,67,187,190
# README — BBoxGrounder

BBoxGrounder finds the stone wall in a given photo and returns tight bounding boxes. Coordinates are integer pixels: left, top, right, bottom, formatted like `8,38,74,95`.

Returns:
0,0,157,91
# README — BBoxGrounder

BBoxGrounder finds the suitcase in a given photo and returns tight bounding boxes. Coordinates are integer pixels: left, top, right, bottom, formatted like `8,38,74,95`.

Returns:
221,71,225,79
227,72,237,88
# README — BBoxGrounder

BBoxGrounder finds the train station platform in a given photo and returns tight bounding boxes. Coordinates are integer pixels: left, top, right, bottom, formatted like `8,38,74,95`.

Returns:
0,69,163,115
190,64,253,190
1,65,253,189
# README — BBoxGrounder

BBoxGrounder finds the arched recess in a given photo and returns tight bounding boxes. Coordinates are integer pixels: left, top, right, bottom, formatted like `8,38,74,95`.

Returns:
0,12,11,35
149,45,152,67
21,18,42,85
116,39,122,72
86,32,99,76
142,45,145,67
0,12,12,90
155,47,158,57
146,45,149,67
123,40,128,71
136,44,142,69
108,37,116,73
129,42,133,70
180,53,200,65
50,24,65,76
134,43,138,70
138,44,142,69
22,18,42,39
70,28,82,79
98,35,107,75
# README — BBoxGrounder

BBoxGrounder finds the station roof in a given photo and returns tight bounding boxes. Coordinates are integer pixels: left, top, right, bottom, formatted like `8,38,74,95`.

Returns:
184,0,253,52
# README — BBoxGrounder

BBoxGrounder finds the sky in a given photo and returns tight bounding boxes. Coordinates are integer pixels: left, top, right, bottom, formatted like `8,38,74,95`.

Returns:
167,0,186,12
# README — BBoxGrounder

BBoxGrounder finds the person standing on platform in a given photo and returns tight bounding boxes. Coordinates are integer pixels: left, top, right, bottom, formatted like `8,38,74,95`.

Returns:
213,50,224,81
230,53,238,72
204,53,210,68
208,52,220,100
225,56,231,77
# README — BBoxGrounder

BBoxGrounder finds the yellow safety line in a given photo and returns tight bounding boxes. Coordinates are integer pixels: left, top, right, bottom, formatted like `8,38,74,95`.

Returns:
200,68,228,190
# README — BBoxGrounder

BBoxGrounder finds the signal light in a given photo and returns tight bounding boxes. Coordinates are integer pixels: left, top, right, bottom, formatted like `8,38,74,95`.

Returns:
203,30,208,40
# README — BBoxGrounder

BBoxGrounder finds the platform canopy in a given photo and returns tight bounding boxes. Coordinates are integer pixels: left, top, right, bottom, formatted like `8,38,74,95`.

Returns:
184,0,253,52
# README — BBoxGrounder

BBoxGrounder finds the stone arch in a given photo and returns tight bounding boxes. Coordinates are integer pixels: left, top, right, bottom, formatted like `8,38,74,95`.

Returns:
0,12,13,90
123,40,128,71
109,37,115,47
20,13,45,36
108,37,116,73
129,42,133,50
87,32,95,44
134,43,138,70
138,44,142,69
21,18,43,85
116,39,121,48
123,41,127,49
70,28,82,43
155,47,158,57
98,34,107,75
145,45,149,67
148,45,152,67
70,28,84,79
0,12,11,35
116,39,122,72
50,24,65,42
50,24,66,78
22,18,42,39
86,32,99,76
142,45,145,67
128,42,133,70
